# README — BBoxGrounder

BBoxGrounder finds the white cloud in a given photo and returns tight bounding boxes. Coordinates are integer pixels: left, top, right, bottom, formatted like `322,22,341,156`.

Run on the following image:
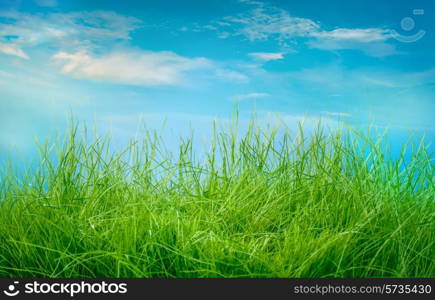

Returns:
311,28,391,42
0,10,142,58
222,4,319,42
308,28,398,57
215,68,249,83
203,24,218,31
0,42,28,59
248,52,284,61
217,32,231,39
52,50,212,87
205,1,398,57
33,0,57,7
231,92,269,101
307,39,399,57
360,68,435,88
288,65,346,88
0,10,251,87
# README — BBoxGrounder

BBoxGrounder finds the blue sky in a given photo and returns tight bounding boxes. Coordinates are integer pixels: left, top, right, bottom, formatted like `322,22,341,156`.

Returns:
0,0,434,159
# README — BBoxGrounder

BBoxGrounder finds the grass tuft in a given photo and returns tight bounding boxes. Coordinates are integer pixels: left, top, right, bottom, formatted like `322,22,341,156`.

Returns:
0,117,433,278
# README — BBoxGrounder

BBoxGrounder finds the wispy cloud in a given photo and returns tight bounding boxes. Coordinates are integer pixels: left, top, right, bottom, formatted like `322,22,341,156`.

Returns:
231,92,269,101
0,42,28,59
215,68,249,83
248,52,284,61
220,2,319,45
0,9,250,86
311,28,391,42
359,68,435,88
0,10,142,59
203,0,398,57
53,50,212,87
283,63,435,106
308,39,399,57
308,28,398,57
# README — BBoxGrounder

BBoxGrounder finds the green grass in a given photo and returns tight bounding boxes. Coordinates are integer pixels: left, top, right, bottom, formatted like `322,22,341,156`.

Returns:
0,116,433,278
